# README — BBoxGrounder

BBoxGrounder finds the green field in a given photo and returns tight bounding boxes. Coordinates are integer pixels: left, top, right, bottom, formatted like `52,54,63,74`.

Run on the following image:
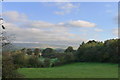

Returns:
18,62,118,78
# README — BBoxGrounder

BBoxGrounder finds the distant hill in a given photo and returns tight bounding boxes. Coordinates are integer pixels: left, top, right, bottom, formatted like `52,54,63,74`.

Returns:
12,43,67,50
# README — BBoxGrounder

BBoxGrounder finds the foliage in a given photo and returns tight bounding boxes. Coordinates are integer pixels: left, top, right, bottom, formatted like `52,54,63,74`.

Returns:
64,46,74,53
4,38,119,71
12,52,30,67
2,53,23,78
34,48,40,56
42,48,55,58
1,28,23,78
76,39,119,63
26,48,32,55
28,56,42,67
50,58,60,67
43,58,50,67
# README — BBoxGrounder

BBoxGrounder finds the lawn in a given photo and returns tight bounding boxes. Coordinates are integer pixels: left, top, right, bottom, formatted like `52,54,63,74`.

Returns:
18,62,118,78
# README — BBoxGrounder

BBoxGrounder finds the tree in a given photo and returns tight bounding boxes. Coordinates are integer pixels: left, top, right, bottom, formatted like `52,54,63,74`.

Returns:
12,53,29,67
42,48,54,57
26,48,32,55
43,58,50,67
1,25,22,78
64,46,74,53
76,39,119,63
34,48,40,56
28,56,42,67
21,48,26,54
2,53,22,78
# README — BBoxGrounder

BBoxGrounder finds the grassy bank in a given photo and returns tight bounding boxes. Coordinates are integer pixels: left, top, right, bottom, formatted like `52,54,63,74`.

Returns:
18,62,118,78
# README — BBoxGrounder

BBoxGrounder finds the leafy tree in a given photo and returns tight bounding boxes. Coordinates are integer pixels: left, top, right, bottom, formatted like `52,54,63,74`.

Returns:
28,56,42,67
12,53,29,67
76,39,119,63
64,46,74,53
26,48,32,55
43,58,50,67
34,48,40,56
2,26,23,78
42,48,54,57
21,48,26,54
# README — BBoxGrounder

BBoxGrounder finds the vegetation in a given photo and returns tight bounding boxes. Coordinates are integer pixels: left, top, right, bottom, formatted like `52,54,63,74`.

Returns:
18,63,118,78
64,46,75,53
76,39,119,63
2,38,119,78
2,53,22,78
34,48,40,56
2,30,23,78
26,48,32,55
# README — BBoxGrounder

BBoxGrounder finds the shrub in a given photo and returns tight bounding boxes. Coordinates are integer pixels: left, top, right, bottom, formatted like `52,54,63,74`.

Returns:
28,56,42,68
12,53,29,67
43,58,50,67
2,53,23,78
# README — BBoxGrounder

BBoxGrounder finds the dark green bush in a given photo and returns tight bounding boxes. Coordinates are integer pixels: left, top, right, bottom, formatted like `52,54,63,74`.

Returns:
28,56,42,68
43,58,50,67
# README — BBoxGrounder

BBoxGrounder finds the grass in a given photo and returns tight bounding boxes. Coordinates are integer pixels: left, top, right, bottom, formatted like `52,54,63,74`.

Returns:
18,62,118,78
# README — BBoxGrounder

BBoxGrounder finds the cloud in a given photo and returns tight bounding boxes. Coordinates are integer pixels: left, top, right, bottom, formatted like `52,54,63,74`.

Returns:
112,28,119,37
3,11,100,48
26,21,55,28
105,4,111,8
54,2,80,15
4,22,86,48
105,4,113,13
94,28,103,32
66,20,96,27
54,12,66,15
28,20,96,28
3,11,96,28
3,11,28,23
106,10,112,13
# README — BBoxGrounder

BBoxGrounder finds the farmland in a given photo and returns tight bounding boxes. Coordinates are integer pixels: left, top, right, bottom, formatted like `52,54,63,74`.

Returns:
18,62,118,78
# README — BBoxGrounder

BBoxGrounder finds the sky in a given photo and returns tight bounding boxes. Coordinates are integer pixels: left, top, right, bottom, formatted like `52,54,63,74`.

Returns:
2,2,118,49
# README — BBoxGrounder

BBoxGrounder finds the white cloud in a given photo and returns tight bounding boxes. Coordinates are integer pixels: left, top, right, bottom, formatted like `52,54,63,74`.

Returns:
67,20,96,27
54,2,80,15
105,4,111,8
4,22,86,47
3,11,96,28
105,4,113,13
3,11,28,23
54,12,66,15
106,10,112,13
27,21,55,28
94,28,103,32
3,11,100,48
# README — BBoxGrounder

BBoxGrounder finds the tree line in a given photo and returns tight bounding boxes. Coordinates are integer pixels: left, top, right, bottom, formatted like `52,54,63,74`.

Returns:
2,38,119,78
76,39,119,63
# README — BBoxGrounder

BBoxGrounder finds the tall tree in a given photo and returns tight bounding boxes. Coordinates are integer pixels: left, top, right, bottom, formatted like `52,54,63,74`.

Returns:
64,46,74,53
42,48,54,57
26,48,32,55
34,48,40,56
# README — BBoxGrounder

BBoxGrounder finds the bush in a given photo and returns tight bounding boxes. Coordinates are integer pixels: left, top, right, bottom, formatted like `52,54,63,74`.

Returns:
12,53,29,67
76,39,119,63
28,56,42,68
42,48,55,58
2,53,23,78
50,58,60,67
43,58,50,67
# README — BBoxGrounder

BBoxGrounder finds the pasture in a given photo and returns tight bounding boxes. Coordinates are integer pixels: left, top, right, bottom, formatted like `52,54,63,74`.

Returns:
18,62,118,78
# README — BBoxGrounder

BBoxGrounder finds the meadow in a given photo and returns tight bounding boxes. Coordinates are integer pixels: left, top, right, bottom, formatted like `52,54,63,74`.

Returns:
18,62,118,78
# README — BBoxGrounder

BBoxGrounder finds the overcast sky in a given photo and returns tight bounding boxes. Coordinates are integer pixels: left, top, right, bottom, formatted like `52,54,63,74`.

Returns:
2,2,118,49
